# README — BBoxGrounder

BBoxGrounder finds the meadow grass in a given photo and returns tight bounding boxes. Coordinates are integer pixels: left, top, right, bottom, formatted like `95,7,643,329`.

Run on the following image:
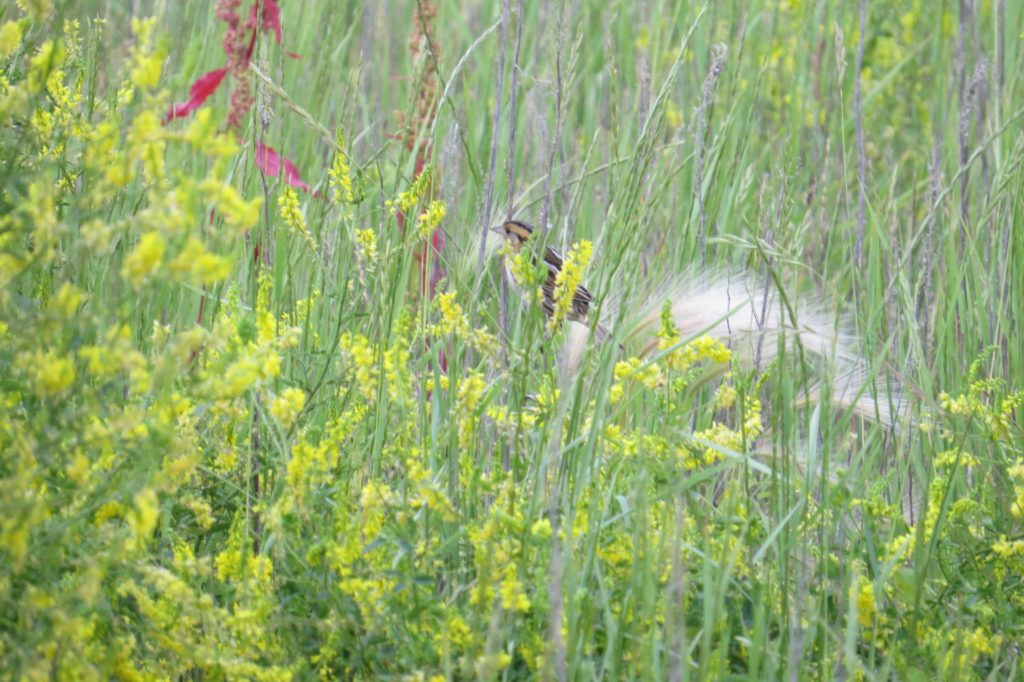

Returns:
1,0,1023,679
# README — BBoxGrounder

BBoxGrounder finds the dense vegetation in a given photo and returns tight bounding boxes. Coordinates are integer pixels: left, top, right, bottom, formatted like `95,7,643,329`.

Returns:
1,0,1022,679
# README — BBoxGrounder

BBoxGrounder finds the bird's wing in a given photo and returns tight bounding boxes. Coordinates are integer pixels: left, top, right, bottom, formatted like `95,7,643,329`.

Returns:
543,246,564,273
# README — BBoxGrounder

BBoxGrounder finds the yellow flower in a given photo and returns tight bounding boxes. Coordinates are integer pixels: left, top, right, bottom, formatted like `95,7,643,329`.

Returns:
612,357,664,397
270,387,307,430
47,283,85,317
506,246,543,293
354,228,378,265
169,236,231,284
339,332,388,402
122,231,166,288
456,371,486,413
126,110,166,182
328,128,356,204
456,371,487,449
714,381,737,409
22,349,76,397
531,518,552,539
200,180,262,233
128,488,159,549
416,200,446,239
0,21,23,58
992,535,1024,560
93,501,123,525
548,240,592,331
435,291,468,337
392,165,433,214
657,304,732,371
498,563,530,613
666,99,684,129
16,0,53,22
278,187,317,252
27,40,65,94
128,18,163,90
853,575,875,628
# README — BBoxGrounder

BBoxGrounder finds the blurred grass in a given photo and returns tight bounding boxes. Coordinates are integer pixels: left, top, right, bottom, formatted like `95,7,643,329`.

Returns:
2,0,1023,679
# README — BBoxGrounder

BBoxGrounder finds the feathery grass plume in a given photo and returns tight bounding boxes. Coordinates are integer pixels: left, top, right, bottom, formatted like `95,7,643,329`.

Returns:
560,270,900,426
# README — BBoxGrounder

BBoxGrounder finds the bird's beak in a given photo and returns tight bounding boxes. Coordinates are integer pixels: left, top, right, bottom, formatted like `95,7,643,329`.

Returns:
489,226,503,235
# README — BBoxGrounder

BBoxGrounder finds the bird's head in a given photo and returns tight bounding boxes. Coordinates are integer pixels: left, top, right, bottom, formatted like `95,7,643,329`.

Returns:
490,220,534,251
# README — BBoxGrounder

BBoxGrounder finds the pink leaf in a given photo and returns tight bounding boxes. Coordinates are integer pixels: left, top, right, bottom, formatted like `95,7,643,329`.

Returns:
429,229,446,298
254,142,310,192
261,0,283,44
165,67,229,123
251,0,301,58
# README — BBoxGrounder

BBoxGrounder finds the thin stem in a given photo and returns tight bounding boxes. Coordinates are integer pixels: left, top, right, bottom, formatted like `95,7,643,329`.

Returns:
853,0,867,270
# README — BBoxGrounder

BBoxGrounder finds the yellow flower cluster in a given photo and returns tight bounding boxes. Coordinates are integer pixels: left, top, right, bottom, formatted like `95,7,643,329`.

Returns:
416,199,446,239
486,404,538,440
390,164,433,215
128,18,164,92
169,236,233,285
939,383,1023,443
270,387,306,430
278,187,317,253
455,370,487,450
329,128,356,205
17,0,54,23
852,574,876,628
1004,457,1024,519
0,21,22,59
354,227,378,266
548,239,592,331
406,456,457,521
284,438,329,508
339,332,378,401
19,348,76,397
687,389,763,469
122,231,166,288
503,243,545,300
128,488,160,551
657,303,732,371
663,333,732,370
932,627,1000,677
467,483,536,624
338,329,412,405
432,290,497,353
78,324,150,392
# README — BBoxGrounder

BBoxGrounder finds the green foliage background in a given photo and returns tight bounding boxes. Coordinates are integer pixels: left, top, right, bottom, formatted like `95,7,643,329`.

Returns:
1,0,1023,679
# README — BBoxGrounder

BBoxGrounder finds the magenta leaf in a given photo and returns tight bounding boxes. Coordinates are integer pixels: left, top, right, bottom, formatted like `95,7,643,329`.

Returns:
165,67,229,123
261,0,283,44
254,142,310,192
251,0,301,58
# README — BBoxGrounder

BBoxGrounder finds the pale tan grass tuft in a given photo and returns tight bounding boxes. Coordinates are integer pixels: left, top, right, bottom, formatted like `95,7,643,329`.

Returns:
560,270,902,427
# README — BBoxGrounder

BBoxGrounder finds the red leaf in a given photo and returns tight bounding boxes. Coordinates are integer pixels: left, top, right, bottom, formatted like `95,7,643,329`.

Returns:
251,0,301,58
429,229,446,297
260,0,283,44
254,142,309,192
165,67,229,123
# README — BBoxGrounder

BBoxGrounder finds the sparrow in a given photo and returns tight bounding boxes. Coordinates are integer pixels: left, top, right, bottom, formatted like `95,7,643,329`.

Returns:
489,221,899,426
491,220,608,339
